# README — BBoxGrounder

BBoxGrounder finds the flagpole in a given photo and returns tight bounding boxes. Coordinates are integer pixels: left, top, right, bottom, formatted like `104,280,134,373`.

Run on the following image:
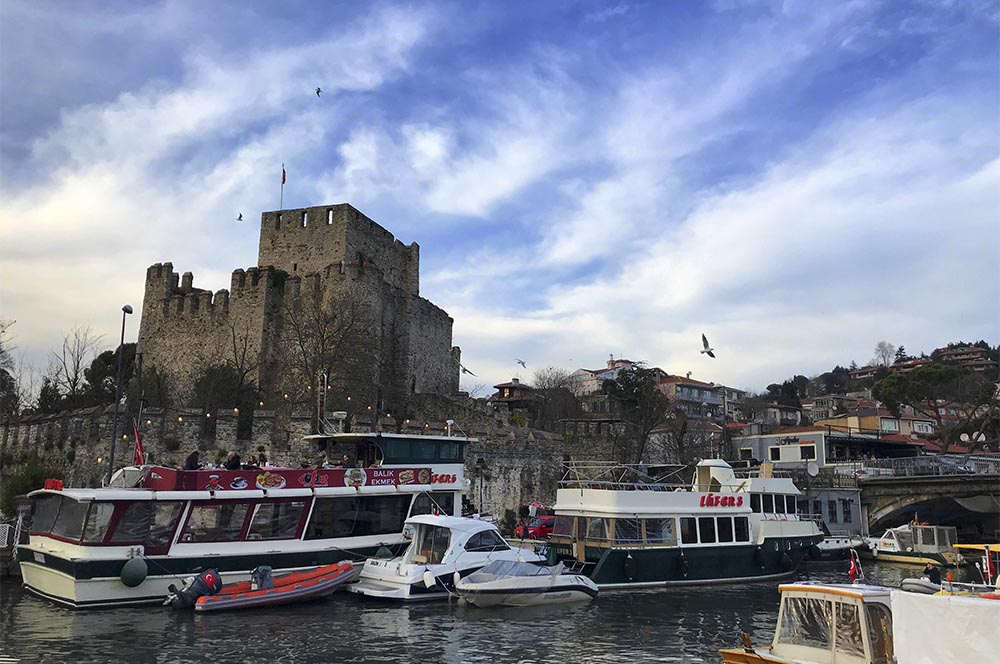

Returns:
280,163,284,210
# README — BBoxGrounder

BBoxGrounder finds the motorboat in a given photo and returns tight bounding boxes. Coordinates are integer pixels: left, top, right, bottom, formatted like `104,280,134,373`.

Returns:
891,587,1000,663
804,533,866,562
455,560,598,607
546,460,822,588
17,432,471,608
349,514,545,601
862,523,962,566
166,562,355,612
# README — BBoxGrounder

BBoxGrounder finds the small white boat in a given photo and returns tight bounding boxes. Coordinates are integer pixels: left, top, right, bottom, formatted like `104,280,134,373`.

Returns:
455,560,598,607
349,514,544,601
805,533,866,562
863,523,962,566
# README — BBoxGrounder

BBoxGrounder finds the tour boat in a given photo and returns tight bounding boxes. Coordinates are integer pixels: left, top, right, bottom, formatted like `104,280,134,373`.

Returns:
455,560,598,607
862,523,962,566
349,514,545,601
16,432,469,608
545,460,823,587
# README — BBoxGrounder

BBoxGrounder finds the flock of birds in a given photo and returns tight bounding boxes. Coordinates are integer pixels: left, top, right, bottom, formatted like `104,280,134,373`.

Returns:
459,336,717,380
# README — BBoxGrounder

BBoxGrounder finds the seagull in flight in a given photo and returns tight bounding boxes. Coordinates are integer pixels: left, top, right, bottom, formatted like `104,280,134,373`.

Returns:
315,87,322,97
515,358,527,368
700,334,716,358
236,213,243,221
460,364,477,377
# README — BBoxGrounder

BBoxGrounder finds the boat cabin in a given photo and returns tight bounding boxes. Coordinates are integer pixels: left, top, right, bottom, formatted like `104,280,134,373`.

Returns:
402,515,511,565
875,524,957,554
769,584,893,664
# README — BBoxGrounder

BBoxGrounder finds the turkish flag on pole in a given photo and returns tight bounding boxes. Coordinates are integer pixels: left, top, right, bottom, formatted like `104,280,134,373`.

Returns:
132,420,145,465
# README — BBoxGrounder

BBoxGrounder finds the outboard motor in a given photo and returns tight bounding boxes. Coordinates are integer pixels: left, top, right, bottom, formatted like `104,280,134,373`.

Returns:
164,569,223,609
250,565,274,590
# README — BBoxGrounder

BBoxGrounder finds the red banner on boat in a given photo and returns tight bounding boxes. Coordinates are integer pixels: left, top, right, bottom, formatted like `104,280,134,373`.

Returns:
140,466,436,491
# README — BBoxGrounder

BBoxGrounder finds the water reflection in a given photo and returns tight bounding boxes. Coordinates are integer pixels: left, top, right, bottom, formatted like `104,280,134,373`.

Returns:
0,562,941,664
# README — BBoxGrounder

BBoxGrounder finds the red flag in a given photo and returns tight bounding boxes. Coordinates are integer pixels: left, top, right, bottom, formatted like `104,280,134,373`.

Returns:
986,545,995,583
132,420,145,465
282,164,286,185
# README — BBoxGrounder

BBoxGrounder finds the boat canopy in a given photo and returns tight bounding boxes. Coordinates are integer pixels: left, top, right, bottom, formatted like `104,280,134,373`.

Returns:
466,560,563,582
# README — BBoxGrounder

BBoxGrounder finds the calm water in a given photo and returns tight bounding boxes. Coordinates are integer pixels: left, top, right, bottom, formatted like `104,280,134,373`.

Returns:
0,563,918,664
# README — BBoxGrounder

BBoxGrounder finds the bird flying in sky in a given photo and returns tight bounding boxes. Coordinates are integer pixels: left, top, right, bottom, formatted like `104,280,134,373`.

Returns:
515,358,527,368
460,364,477,377
315,87,322,97
700,334,716,358
236,213,243,221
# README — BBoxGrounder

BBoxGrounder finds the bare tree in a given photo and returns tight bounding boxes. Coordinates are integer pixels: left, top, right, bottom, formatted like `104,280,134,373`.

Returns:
531,366,570,390
466,382,491,398
873,340,896,367
51,325,103,401
278,289,378,430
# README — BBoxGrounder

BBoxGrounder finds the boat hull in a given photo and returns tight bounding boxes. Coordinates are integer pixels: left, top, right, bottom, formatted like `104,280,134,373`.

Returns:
547,535,820,588
457,577,598,607
17,542,400,609
860,549,959,566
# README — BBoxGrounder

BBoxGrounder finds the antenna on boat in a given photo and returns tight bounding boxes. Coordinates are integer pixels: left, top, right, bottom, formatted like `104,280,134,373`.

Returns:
446,419,468,438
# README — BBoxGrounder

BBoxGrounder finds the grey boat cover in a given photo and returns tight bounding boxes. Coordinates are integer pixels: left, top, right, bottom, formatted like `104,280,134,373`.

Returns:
465,561,564,583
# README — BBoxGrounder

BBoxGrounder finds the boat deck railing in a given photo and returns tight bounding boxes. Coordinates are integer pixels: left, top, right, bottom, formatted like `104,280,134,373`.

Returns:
559,462,691,491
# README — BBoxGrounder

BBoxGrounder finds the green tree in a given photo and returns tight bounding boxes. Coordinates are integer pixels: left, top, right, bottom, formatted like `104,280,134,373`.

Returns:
873,363,995,452
0,453,64,518
894,346,909,363
37,377,63,414
82,343,136,406
602,363,670,464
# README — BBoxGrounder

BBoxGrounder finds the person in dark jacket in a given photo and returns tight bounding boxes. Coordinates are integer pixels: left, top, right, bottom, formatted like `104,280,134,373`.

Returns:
224,451,241,470
924,563,941,585
184,450,202,470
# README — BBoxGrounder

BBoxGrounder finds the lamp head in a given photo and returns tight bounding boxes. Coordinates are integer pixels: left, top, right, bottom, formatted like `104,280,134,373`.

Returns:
122,305,133,314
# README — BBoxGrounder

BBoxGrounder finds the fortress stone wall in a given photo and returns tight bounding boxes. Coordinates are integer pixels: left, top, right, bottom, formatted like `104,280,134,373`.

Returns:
136,204,459,409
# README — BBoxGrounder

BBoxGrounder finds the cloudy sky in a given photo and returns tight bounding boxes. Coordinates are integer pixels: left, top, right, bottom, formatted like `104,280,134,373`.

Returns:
1,0,997,395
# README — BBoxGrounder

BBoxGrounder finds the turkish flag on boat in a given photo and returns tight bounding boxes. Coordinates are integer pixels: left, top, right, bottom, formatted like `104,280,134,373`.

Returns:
848,551,860,582
132,420,145,465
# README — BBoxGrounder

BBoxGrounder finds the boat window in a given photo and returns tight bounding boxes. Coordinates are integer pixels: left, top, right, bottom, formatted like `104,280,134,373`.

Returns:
586,518,608,541
777,596,832,649
438,442,460,460
51,498,90,541
110,502,185,547
786,498,796,515
552,515,575,537
644,518,677,545
248,501,305,540
82,502,116,543
413,525,450,564
763,494,775,513
680,517,697,544
918,528,935,547
182,503,249,542
465,530,509,552
865,603,894,664
614,518,642,544
698,517,716,544
750,494,761,513
774,495,786,514
384,439,410,459
30,494,62,534
734,517,750,542
717,516,734,543
410,492,456,518
896,529,914,550
413,441,436,460
938,528,955,548
306,495,411,539
835,601,866,657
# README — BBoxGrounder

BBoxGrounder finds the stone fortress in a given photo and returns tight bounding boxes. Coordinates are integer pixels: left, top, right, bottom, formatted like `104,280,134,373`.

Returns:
137,204,461,409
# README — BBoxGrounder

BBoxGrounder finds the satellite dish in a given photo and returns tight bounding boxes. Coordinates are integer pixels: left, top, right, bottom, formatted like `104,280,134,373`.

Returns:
807,462,819,477
960,433,970,442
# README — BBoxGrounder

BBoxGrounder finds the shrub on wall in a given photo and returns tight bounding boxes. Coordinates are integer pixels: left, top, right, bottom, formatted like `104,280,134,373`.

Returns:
0,453,64,518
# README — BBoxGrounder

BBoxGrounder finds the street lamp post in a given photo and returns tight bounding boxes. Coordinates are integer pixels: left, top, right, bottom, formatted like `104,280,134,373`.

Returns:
106,304,133,484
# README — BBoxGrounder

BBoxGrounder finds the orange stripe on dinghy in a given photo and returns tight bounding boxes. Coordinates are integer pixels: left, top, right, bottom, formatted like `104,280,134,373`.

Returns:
197,564,353,606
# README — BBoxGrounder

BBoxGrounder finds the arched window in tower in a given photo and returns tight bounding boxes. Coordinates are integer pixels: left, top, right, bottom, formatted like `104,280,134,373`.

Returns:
327,208,334,225
275,213,282,230
301,211,307,228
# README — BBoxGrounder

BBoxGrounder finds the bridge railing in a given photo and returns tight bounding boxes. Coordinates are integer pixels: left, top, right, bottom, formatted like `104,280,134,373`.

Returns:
841,454,1000,478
